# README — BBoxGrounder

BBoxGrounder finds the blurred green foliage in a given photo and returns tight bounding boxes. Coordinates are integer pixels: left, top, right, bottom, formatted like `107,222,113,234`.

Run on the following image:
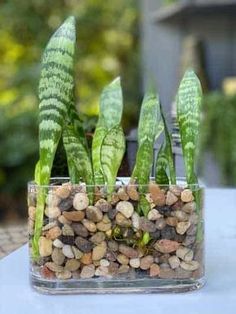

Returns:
201,93,236,186
0,0,140,218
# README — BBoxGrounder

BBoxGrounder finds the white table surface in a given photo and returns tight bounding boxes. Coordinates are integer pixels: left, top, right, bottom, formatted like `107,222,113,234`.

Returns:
0,188,236,314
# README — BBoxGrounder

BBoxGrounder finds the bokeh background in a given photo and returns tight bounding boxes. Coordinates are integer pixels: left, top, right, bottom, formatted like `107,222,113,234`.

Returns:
0,0,236,256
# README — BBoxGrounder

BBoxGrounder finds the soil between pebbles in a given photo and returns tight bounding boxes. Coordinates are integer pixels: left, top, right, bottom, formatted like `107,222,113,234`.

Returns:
29,181,204,281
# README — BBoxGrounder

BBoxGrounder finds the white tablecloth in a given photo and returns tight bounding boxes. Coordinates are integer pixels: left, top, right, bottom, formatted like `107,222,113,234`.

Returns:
0,188,236,314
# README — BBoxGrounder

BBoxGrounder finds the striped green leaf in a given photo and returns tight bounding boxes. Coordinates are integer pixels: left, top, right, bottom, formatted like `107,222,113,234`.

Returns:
92,77,123,185
176,69,202,184
32,16,76,259
155,143,169,185
101,125,125,195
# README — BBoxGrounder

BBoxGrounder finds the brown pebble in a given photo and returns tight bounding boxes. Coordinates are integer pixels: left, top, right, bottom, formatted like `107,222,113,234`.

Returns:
166,191,178,206
80,252,92,265
115,212,131,227
166,217,178,227
182,202,196,213
51,248,65,266
65,259,80,271
92,241,107,261
119,244,138,259
117,254,129,265
45,226,62,240
63,211,85,222
86,206,103,222
56,270,72,280
127,184,139,201
117,187,129,201
154,239,180,253
55,185,71,199
39,236,52,257
90,232,106,244
140,255,154,270
80,265,95,278
149,183,166,206
95,199,111,212
149,263,160,277
82,219,97,233
45,206,60,219
41,265,55,279
45,262,64,273
181,189,194,203
176,221,191,235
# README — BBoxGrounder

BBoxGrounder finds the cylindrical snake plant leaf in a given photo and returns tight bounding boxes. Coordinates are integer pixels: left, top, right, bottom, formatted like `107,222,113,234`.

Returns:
176,69,202,185
92,77,123,185
101,125,125,196
32,16,76,259
155,143,169,185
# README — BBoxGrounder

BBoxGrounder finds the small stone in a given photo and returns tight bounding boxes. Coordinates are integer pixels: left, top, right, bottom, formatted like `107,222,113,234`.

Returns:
63,211,85,222
59,235,74,245
80,265,95,278
86,206,103,222
176,247,194,262
42,221,57,231
169,185,183,197
55,185,71,199
46,193,60,207
118,265,130,274
62,245,74,258
119,244,138,258
189,213,199,225
117,187,129,201
62,224,74,236
166,217,178,227
58,198,73,211
154,239,180,253
127,184,139,201
175,210,189,221
181,189,194,203
107,240,119,252
182,201,196,213
157,206,172,217
180,260,199,271
176,221,191,235
159,253,171,264
116,201,134,218
71,222,89,237
107,207,117,220
53,238,64,248
150,230,161,240
92,241,107,261
71,246,83,259
45,262,64,273
45,206,60,218
175,267,192,279
147,208,162,221
155,218,166,230
90,232,105,244
108,262,119,275
82,219,97,233
139,217,156,232
95,265,109,277
115,212,131,227
161,225,177,240
110,193,120,205
45,226,62,240
106,250,117,262
140,255,154,270
95,199,111,212
65,259,80,271
100,259,110,267
149,263,160,277
117,254,129,265
159,268,176,279
171,199,183,210
73,193,89,211
97,218,112,232
168,255,180,269
41,265,55,279
149,183,166,206
183,235,196,246
186,224,197,236
75,236,93,253
129,258,140,268
131,212,140,229
39,237,52,257
51,248,65,265
28,206,36,220
56,270,72,280
166,191,178,206
58,214,71,225
80,252,92,265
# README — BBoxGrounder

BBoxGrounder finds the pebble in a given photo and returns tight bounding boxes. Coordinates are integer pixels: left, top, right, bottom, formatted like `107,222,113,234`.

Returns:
181,189,194,203
45,206,60,218
118,265,130,274
58,198,73,211
82,219,97,233
56,270,72,280
147,208,162,221
46,193,60,207
80,252,92,265
119,244,139,259
53,238,64,248
159,268,176,279
149,183,166,206
117,254,129,265
169,185,182,197
176,247,194,262
95,265,109,277
45,262,64,273
41,265,55,279
65,259,80,271
140,255,154,270
116,201,134,218
71,246,84,259
180,260,199,271
63,211,85,222
186,224,197,236
159,253,171,264
108,262,119,275
71,222,89,237
92,241,107,261
157,206,172,217
80,265,95,278
62,245,74,258
42,221,57,231
127,184,139,201
95,199,111,212
176,221,191,235
175,267,192,279
150,229,161,240
154,239,180,253
149,263,160,277
110,193,120,205
108,240,119,252
189,213,199,225
139,217,156,232
115,213,131,227
45,226,62,240
106,250,117,262
129,258,140,268
39,237,52,257
62,224,74,236
90,232,105,244
28,206,36,220
59,235,74,245
100,259,110,267
182,202,196,213
117,187,129,201
175,210,189,221
73,193,89,211
131,212,140,229
155,218,166,230
183,235,196,246
58,214,71,225
51,248,65,265
86,206,103,222
166,217,178,227
161,225,177,240
107,207,117,220
168,255,180,269
166,191,178,206
75,236,93,253
55,185,71,199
